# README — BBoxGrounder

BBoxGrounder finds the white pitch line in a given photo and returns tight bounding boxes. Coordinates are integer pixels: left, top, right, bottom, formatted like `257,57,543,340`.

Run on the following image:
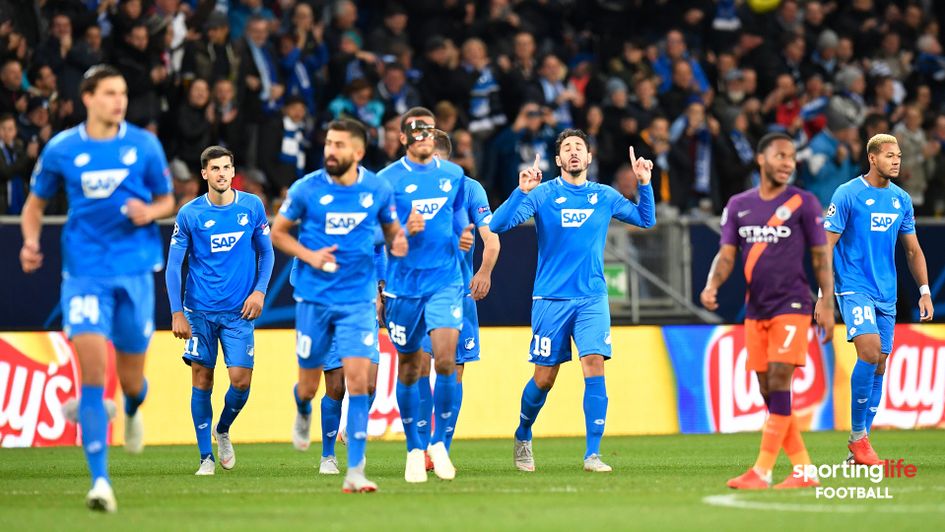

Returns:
703,493,945,514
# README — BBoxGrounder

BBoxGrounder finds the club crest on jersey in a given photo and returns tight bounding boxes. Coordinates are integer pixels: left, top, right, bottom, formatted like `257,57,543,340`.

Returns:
120,146,137,166
775,206,792,221
210,231,244,252
362,332,375,346
870,213,899,232
203,219,216,228
73,153,90,167
325,212,368,235
893,198,901,209
411,197,448,220
80,169,129,199
561,208,594,227
464,338,476,351
247,346,255,357
587,192,598,205
319,194,334,205
237,213,249,226
439,178,452,192
359,192,374,208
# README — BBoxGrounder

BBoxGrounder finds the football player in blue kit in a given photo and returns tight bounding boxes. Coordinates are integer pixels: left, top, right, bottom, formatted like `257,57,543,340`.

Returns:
490,129,655,473
820,133,933,465
20,65,175,512
166,146,274,476
271,119,407,492
415,130,500,468
376,107,475,483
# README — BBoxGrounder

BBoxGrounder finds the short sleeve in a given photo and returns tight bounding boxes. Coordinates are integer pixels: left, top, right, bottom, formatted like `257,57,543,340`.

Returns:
899,194,916,235
719,199,739,246
800,193,827,246
467,180,492,227
823,188,848,234
29,148,62,200
144,133,172,196
279,182,306,221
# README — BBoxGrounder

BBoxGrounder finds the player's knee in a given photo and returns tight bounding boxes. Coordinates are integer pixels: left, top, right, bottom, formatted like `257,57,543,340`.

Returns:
296,381,318,401
433,357,454,376
398,361,420,384
766,364,794,391
875,359,887,374
230,378,251,392
533,370,557,391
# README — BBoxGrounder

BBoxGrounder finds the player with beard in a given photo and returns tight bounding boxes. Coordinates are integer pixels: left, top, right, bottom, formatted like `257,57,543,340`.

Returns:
489,129,656,473
701,132,833,489
822,134,933,465
272,119,407,492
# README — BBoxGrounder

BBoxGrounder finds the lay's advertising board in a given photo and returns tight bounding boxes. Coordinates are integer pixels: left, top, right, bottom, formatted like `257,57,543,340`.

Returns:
2,325,942,447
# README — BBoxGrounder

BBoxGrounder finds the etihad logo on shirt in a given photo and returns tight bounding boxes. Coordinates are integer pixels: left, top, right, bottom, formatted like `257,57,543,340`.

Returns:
561,208,594,227
325,212,368,235
210,231,244,252
80,169,129,199
738,225,792,243
870,213,899,232
411,197,448,220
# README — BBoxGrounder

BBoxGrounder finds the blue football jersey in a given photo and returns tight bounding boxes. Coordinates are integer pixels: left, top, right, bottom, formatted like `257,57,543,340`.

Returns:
490,178,656,299
377,156,466,297
280,166,397,305
461,177,493,291
30,122,171,276
824,176,915,304
170,191,272,312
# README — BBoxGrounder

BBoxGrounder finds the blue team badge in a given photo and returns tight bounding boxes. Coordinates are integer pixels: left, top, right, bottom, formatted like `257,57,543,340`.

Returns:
120,146,137,166
464,338,476,351
587,193,598,205
360,192,374,208
439,178,452,192
893,198,901,210
247,346,255,357
237,213,249,226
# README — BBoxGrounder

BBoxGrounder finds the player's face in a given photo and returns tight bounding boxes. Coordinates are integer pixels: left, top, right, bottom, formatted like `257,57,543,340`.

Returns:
401,116,435,159
871,143,902,180
324,129,364,177
83,76,128,126
759,139,796,186
555,136,591,177
201,156,235,193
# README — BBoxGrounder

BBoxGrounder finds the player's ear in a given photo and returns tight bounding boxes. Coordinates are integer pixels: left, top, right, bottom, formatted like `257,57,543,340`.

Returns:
399,131,407,147
555,154,561,167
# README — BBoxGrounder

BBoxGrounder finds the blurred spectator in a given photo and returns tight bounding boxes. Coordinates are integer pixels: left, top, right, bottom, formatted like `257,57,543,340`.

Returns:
916,34,945,107
328,78,385,145
169,158,198,211
797,110,861,209
434,101,459,134
182,11,240,86
259,96,311,197
17,97,52,149
0,59,26,116
660,60,702,120
175,78,213,174
653,30,709,95
584,104,602,181
763,73,803,138
628,75,663,128
608,40,653,91
278,6,329,115
894,106,939,212
462,38,506,140
367,3,409,56
209,78,243,154
668,100,725,214
237,15,283,167
0,112,34,214
324,0,359,53
114,24,166,129
376,62,421,116
228,0,275,42
484,101,557,197
612,162,638,201
326,29,380,101
451,129,476,177
419,36,468,113
531,54,580,129
633,116,672,204
496,30,537,122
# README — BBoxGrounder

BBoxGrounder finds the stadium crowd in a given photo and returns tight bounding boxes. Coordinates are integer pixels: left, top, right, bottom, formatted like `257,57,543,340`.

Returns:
3,0,945,217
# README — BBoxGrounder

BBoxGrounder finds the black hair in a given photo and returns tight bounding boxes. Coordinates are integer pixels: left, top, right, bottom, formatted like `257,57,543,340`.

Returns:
79,64,124,95
756,132,794,154
327,118,368,146
555,128,590,156
400,106,434,132
200,145,235,169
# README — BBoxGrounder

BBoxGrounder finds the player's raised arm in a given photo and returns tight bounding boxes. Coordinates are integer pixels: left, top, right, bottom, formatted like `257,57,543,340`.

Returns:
900,233,934,321
489,154,542,233
19,194,47,273
610,147,656,228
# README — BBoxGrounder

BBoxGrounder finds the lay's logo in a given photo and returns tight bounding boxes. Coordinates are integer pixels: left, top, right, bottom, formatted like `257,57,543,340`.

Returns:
411,197,448,220
325,212,368,235
870,213,899,232
210,231,244,252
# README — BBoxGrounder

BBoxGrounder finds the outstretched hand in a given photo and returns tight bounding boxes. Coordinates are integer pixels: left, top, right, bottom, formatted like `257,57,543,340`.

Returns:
629,146,653,185
518,153,542,193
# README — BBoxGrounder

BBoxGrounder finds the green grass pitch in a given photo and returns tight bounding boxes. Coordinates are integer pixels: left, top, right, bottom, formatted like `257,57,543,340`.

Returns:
1,430,942,531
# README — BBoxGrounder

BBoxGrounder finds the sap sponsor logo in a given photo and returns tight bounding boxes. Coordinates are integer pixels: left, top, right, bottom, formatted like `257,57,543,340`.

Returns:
80,169,129,199
873,328,945,428
326,212,368,235
73,153,90,167
319,195,334,205
359,192,374,209
707,326,827,433
561,208,594,227
210,231,244,252
870,213,899,232
120,146,137,166
737,225,792,243
410,197,448,220
237,213,249,226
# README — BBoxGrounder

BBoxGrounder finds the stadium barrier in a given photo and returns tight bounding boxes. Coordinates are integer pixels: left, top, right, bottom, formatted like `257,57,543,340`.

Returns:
2,325,943,447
